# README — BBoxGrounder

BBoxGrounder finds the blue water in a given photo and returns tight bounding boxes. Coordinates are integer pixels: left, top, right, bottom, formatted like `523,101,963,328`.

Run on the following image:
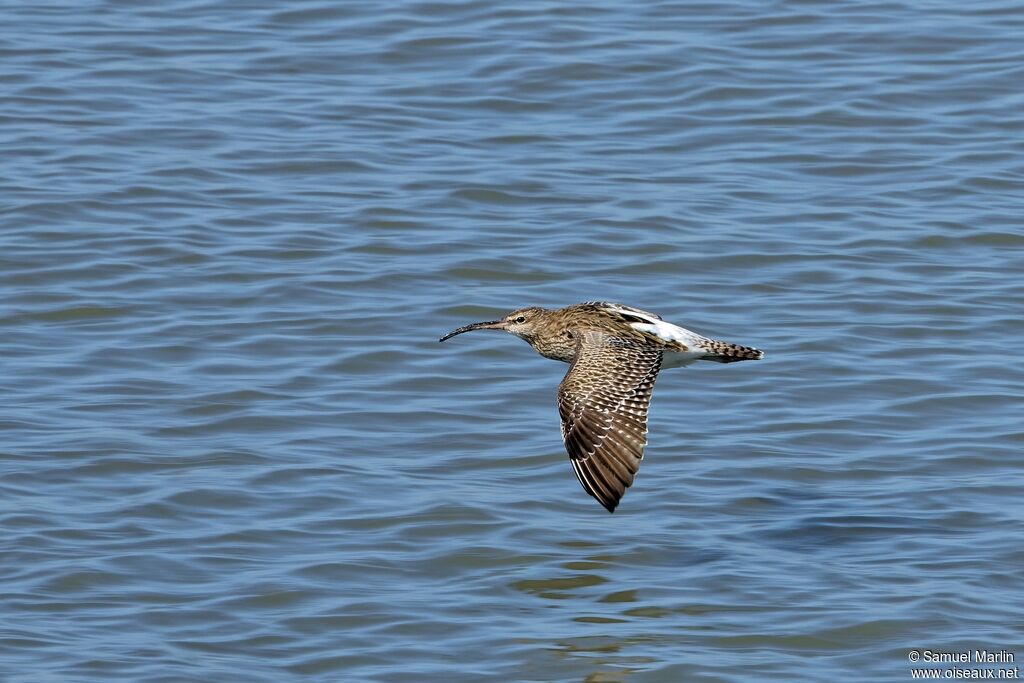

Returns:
2,1,1023,681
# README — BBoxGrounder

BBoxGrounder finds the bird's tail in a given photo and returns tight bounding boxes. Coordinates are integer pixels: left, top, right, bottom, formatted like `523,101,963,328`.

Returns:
698,338,764,363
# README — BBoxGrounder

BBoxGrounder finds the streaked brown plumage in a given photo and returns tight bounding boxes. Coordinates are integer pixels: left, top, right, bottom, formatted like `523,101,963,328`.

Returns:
439,301,763,512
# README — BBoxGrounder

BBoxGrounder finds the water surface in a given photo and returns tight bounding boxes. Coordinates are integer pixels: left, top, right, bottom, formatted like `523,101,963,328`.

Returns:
2,1,1023,681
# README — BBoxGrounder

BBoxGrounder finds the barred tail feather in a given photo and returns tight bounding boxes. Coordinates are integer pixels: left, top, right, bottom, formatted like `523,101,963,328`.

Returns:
699,338,764,363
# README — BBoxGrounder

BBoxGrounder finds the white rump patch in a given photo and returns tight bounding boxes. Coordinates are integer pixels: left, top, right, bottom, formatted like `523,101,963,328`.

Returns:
630,320,710,368
596,303,713,367
631,320,704,347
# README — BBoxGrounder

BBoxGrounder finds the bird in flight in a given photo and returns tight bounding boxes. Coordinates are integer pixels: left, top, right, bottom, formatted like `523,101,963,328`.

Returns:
439,301,763,512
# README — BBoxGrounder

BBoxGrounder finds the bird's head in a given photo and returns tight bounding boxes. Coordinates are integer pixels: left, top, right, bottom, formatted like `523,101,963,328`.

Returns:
439,306,547,342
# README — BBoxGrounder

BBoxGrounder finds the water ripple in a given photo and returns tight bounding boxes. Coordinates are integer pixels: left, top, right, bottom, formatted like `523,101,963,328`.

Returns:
2,0,1023,681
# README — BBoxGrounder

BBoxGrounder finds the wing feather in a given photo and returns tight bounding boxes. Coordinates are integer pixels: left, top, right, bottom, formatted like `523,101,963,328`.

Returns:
557,331,662,512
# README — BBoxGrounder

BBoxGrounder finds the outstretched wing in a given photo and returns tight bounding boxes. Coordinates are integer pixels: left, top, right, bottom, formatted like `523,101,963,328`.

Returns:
557,331,662,512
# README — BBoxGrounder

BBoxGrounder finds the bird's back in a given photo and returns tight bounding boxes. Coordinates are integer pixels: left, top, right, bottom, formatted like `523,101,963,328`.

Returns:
525,302,651,361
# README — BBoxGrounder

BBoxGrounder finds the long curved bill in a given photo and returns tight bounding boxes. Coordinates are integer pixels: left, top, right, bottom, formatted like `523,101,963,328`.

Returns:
439,319,506,342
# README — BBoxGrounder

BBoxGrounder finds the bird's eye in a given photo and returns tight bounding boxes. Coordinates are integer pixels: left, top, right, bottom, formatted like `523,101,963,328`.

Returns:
515,316,526,323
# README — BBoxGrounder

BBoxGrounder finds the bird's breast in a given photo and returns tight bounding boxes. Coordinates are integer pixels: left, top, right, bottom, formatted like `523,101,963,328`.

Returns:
530,336,577,363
